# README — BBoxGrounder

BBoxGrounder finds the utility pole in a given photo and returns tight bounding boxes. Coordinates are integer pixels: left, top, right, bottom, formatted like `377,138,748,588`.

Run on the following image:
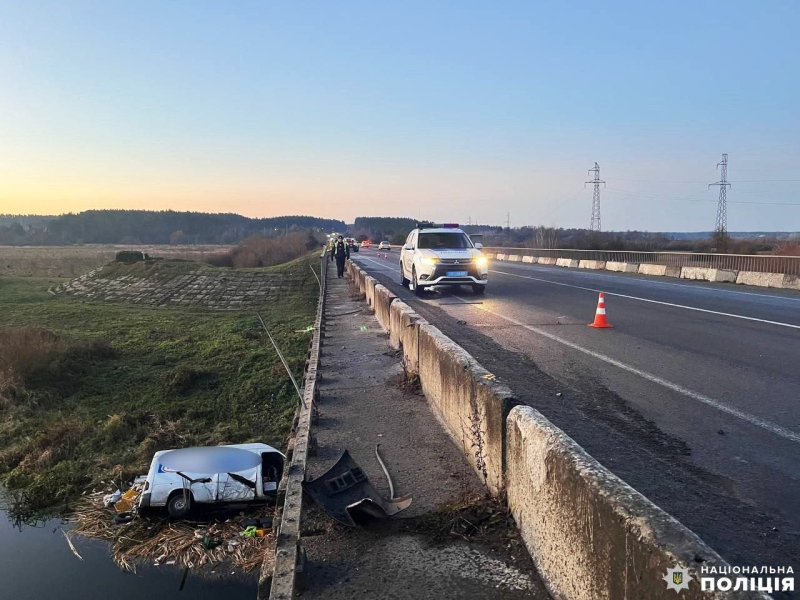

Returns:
709,153,730,252
586,162,605,233
505,212,511,230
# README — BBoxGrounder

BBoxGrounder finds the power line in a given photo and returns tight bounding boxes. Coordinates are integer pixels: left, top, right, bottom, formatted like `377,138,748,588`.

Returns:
586,162,605,232
605,187,800,206
709,153,731,251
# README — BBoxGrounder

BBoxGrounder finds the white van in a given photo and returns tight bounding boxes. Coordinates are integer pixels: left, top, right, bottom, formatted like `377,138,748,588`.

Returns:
137,443,285,517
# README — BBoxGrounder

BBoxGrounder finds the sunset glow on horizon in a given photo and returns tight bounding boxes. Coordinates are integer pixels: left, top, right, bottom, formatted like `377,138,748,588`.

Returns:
2,1,798,230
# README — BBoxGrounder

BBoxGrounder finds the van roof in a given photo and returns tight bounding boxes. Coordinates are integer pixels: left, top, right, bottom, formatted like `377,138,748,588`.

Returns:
151,442,280,460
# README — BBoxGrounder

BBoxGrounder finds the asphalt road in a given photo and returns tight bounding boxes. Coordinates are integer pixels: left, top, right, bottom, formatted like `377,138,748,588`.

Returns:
351,251,800,585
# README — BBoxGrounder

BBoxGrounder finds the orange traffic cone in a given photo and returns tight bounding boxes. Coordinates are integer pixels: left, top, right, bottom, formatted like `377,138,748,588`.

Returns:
383,253,388,259
588,293,613,328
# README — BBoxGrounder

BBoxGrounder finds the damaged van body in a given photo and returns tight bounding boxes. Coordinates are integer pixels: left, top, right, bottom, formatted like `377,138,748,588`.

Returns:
138,443,285,517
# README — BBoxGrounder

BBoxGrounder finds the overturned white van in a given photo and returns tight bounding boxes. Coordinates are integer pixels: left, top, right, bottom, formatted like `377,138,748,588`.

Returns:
137,443,285,517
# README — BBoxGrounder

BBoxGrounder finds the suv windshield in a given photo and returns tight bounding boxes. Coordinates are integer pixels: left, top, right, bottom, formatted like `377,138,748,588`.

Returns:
418,232,473,250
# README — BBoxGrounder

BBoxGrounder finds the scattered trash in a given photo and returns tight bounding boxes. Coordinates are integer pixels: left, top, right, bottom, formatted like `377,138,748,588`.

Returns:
303,450,412,527
242,525,258,538
62,530,84,561
360,326,368,332
718,429,725,435
114,488,140,513
72,493,276,573
482,373,497,381
103,490,122,507
556,392,562,397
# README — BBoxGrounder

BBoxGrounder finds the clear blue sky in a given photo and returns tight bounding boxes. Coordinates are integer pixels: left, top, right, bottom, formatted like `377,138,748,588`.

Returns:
1,1,798,231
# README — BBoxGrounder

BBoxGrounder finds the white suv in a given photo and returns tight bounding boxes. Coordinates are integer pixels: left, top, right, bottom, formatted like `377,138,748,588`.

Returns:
399,224,488,295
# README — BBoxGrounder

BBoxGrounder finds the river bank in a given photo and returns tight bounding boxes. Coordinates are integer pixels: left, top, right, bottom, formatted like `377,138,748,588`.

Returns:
0,254,318,520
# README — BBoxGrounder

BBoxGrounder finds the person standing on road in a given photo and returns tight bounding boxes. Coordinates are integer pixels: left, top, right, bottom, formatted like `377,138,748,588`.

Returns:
331,235,350,278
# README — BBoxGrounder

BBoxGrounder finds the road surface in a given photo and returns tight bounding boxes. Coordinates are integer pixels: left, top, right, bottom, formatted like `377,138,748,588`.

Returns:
352,251,800,580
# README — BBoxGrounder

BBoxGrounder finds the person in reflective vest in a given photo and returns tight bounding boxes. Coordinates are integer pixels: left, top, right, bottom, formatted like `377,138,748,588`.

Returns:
331,235,350,278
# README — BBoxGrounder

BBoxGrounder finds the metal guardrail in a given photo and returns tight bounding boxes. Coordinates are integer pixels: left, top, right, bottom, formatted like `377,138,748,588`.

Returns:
482,247,800,275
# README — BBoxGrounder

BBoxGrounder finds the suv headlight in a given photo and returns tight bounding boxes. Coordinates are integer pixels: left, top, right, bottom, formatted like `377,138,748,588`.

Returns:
473,256,488,267
421,257,439,266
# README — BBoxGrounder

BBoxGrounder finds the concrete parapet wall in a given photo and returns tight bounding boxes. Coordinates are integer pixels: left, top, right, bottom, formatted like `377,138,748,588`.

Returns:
372,284,396,333
782,274,800,290
578,260,606,270
506,406,767,600
605,261,639,273
522,256,536,263
638,264,681,277
496,253,507,261
538,257,558,265
556,258,580,268
680,267,738,283
417,324,517,495
508,254,522,262
736,271,785,288
364,276,377,308
389,300,428,373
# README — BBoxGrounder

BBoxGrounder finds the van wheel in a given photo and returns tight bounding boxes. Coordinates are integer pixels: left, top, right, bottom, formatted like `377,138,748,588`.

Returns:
167,492,191,518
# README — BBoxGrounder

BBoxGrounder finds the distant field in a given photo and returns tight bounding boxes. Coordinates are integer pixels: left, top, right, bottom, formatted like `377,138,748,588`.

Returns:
0,245,231,278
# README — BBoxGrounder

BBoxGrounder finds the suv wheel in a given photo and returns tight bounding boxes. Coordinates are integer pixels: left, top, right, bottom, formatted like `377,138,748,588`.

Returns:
471,284,486,295
400,263,409,287
412,267,425,297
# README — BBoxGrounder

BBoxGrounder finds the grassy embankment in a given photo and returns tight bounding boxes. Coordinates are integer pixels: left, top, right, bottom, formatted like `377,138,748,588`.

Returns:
0,254,320,519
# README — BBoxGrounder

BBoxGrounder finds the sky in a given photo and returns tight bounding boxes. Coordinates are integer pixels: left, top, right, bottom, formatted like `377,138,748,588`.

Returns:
1,1,799,231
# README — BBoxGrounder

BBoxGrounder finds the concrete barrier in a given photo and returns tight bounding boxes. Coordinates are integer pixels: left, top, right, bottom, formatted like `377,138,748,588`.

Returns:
681,267,738,283
638,263,681,277
417,324,517,495
372,284,396,333
364,276,377,308
484,253,496,259
522,255,536,263
506,406,768,600
508,254,522,262
556,258,579,268
605,261,639,273
496,253,507,261
578,260,606,270
736,271,785,288
782,274,800,290
389,300,429,373
538,257,558,266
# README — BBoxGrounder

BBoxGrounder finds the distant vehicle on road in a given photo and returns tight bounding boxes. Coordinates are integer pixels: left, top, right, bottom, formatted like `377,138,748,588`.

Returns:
378,241,391,250
360,240,371,249
346,237,359,252
399,223,488,295
138,443,285,517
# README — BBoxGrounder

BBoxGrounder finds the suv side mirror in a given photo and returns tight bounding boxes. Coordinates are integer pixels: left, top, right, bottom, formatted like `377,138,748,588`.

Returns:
474,242,483,249
403,244,413,251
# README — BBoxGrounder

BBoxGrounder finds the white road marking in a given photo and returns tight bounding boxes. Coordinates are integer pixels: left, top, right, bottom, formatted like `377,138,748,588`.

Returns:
446,295,800,444
356,256,398,272
491,269,800,330
495,261,800,303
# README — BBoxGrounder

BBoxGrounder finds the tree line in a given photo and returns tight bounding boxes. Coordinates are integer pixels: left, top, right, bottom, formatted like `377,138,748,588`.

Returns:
0,210,346,245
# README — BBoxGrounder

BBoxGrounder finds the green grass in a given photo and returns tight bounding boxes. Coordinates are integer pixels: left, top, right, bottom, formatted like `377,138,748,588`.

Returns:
0,256,319,518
